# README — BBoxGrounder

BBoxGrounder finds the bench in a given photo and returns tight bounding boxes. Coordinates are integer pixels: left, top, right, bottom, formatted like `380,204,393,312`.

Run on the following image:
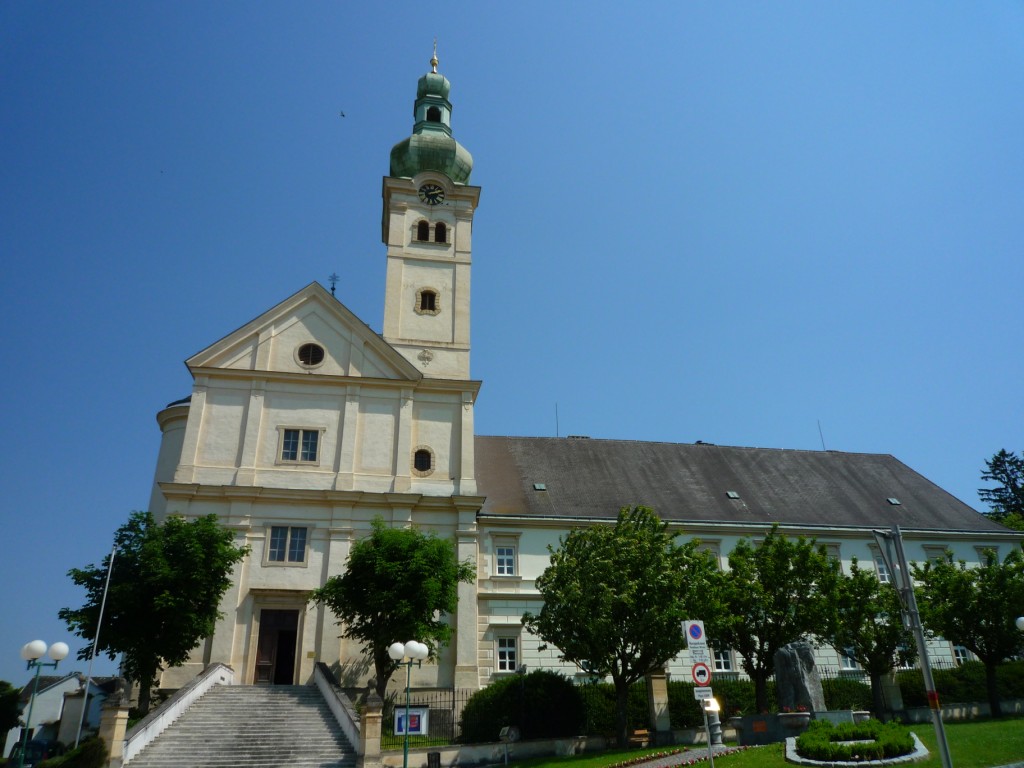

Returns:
628,729,650,748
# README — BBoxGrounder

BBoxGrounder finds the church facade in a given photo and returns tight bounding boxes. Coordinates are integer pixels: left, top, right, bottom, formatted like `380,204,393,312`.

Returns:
149,56,1022,694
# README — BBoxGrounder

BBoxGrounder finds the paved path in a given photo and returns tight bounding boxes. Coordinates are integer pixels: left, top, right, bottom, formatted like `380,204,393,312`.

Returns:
626,744,1024,768
625,744,752,767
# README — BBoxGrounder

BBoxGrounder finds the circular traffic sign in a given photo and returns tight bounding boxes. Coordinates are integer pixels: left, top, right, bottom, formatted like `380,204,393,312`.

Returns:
688,624,704,641
691,662,712,686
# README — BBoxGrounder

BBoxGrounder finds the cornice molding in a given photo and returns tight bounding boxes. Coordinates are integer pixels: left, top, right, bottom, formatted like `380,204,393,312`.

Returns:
160,482,485,512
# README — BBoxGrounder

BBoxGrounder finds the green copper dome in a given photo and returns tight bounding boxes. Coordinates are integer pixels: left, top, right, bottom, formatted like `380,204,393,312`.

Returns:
417,71,450,100
390,50,473,184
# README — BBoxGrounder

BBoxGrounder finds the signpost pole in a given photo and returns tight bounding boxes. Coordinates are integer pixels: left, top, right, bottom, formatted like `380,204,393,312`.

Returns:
702,706,715,768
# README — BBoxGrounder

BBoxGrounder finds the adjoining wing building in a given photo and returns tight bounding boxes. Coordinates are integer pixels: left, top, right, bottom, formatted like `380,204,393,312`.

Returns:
149,54,1022,693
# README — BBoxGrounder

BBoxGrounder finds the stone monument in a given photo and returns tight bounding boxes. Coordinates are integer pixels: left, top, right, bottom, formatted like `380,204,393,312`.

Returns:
774,640,826,712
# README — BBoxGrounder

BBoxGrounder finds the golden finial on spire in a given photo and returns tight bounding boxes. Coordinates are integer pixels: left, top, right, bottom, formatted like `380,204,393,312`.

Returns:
430,38,439,73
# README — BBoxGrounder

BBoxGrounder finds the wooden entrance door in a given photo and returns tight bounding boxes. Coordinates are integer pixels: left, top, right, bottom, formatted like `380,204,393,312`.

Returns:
254,609,299,684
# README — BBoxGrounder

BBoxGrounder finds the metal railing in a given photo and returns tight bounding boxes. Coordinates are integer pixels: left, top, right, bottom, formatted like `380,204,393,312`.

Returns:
380,688,475,750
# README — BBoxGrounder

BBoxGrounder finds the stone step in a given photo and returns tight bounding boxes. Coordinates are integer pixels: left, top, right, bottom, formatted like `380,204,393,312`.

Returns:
125,684,356,768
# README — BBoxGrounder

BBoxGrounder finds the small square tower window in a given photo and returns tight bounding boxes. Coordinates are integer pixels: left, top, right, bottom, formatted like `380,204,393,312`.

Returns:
415,288,441,315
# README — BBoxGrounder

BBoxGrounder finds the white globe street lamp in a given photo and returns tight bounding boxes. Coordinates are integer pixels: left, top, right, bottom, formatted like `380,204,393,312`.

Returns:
1016,616,1024,632
14,640,70,768
388,640,430,768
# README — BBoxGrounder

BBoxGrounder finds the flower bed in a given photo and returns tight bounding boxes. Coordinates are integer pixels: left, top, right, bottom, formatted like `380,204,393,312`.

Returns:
795,719,915,762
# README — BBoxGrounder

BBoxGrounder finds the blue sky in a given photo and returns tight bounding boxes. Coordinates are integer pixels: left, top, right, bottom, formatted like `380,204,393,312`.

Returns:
1,2,1021,687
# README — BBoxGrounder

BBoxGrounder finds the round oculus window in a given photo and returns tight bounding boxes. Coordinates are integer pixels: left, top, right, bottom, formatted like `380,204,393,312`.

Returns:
297,343,325,367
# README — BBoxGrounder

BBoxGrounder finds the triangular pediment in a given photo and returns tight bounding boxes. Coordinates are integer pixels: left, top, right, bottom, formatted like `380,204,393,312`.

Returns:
186,282,421,381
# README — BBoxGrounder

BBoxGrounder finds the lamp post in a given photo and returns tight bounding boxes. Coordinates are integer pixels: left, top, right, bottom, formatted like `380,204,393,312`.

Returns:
14,640,70,768
388,640,429,768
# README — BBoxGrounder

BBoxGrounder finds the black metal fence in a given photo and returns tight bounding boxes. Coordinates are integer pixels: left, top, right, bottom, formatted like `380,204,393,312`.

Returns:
380,688,475,750
374,659,998,749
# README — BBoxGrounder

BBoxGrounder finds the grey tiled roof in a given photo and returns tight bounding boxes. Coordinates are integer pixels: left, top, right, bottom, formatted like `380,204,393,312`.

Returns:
475,436,1007,533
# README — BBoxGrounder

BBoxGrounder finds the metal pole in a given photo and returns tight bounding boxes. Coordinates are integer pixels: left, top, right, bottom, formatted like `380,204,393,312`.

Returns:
403,659,412,768
14,663,44,768
75,544,116,748
702,707,715,768
888,525,954,768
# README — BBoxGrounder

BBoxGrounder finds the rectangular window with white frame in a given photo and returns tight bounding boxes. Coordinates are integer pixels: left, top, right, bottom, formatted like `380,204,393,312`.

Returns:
697,540,723,570
713,648,733,673
266,525,308,565
952,645,971,665
496,546,515,576
278,427,322,464
824,543,844,574
839,648,860,671
490,533,521,578
872,552,891,584
496,636,518,673
974,546,999,564
922,545,949,564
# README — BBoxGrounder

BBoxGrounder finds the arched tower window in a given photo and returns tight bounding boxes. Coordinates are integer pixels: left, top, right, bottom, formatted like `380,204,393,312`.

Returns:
413,447,434,475
426,106,441,123
434,222,447,243
419,290,437,312
416,220,430,241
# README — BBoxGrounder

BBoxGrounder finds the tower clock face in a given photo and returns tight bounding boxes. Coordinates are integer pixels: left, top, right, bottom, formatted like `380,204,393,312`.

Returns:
418,183,445,205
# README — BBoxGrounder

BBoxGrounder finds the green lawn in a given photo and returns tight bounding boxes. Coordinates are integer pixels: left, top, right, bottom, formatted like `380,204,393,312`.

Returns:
507,717,1024,768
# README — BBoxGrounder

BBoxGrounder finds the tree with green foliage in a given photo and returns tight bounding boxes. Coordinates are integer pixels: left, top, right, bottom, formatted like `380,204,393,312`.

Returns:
309,517,475,699
0,680,20,739
820,559,917,719
521,506,720,748
60,512,248,715
709,525,839,714
979,449,1024,531
912,548,1024,718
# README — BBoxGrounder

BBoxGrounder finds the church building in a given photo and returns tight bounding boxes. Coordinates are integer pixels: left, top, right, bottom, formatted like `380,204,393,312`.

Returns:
148,54,1021,694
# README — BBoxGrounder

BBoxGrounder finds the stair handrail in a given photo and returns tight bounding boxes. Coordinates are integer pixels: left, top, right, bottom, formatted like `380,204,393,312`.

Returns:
314,662,362,751
122,663,234,765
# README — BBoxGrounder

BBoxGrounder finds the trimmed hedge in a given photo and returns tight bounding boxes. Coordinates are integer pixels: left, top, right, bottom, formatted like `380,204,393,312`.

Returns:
577,682,649,737
459,670,584,743
796,719,914,762
822,676,872,711
37,738,108,768
897,660,1024,707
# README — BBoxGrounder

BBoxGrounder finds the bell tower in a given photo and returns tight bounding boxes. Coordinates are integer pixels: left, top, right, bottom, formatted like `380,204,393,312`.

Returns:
382,47,480,380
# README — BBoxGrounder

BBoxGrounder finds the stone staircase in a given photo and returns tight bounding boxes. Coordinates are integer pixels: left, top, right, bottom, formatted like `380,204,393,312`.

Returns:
125,685,357,768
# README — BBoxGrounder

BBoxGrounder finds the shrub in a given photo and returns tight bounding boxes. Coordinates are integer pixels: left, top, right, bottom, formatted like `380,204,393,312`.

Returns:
577,682,648,737
822,677,872,711
796,719,914,762
667,679,763,728
667,682,703,729
459,670,583,743
897,660,1024,707
37,737,108,768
